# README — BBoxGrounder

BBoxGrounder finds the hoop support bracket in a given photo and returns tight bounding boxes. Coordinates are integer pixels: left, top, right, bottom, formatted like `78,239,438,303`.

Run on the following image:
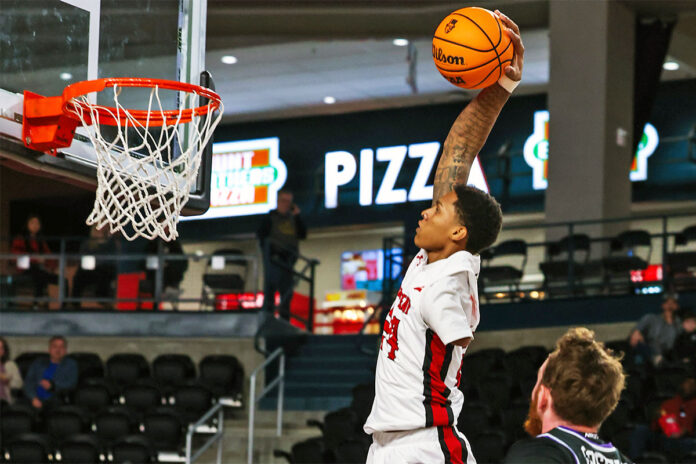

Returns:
22,90,79,154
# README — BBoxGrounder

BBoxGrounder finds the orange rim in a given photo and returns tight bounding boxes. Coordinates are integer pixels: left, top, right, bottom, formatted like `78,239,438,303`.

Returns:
62,78,222,127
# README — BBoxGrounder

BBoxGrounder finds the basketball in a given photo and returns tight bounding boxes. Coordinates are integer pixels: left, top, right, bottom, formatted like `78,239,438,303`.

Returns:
432,7,514,89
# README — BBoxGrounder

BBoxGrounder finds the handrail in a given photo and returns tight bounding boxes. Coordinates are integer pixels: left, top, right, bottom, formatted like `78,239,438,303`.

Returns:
247,347,285,464
185,402,226,464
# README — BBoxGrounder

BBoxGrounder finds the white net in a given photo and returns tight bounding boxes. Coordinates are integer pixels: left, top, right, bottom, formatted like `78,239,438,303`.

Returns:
67,84,223,241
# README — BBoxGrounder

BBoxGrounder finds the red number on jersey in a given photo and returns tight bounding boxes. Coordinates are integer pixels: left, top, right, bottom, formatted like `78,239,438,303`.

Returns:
381,308,400,361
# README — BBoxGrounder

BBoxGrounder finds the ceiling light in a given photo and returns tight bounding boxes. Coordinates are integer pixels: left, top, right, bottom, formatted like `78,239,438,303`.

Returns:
663,61,679,71
221,55,238,64
393,38,409,47
323,96,336,104
59,72,73,81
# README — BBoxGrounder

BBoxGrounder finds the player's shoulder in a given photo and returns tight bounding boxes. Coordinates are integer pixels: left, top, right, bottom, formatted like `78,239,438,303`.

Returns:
504,436,573,464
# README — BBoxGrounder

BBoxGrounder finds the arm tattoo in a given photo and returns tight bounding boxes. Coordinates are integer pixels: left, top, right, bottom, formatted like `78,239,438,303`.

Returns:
432,84,510,204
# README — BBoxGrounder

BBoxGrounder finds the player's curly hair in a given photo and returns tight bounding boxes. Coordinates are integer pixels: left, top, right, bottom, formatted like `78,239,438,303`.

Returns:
542,328,625,427
453,185,503,255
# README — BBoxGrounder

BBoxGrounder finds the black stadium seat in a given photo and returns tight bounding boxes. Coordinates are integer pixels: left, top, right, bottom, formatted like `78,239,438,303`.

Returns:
152,354,196,390
503,345,547,380
171,383,215,423
322,407,361,450
457,401,492,440
92,406,137,445
477,373,513,410
73,378,116,411
110,434,156,464
120,381,164,414
0,404,36,442
14,352,49,379
274,436,326,464
106,353,150,388
469,429,507,464
57,434,102,464
500,400,529,443
43,405,91,443
4,433,54,464
141,406,185,453
198,355,244,401
70,352,105,381
460,348,505,384
331,438,371,464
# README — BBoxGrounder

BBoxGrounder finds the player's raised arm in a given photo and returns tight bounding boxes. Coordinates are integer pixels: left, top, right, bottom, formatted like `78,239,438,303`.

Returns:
432,10,524,204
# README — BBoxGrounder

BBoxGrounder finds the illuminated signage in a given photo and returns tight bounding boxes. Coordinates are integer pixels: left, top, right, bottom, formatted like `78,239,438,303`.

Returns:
186,137,287,220
523,110,659,190
325,142,489,209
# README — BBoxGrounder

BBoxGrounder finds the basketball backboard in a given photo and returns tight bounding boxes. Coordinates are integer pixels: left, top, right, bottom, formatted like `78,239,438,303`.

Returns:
0,0,213,215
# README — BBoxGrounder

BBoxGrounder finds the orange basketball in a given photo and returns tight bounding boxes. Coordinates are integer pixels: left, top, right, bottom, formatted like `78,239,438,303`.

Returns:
432,7,513,89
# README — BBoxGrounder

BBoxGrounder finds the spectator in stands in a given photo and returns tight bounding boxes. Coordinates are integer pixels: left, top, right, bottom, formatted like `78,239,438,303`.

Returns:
11,213,66,307
672,310,696,364
0,337,23,404
505,328,630,463
258,189,307,321
630,376,696,459
70,225,118,309
23,336,77,409
629,293,681,367
143,236,188,308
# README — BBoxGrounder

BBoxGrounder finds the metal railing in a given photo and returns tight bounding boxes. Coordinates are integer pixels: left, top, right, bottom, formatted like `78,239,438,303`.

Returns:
247,347,285,464
0,240,259,310
261,239,319,331
185,402,226,464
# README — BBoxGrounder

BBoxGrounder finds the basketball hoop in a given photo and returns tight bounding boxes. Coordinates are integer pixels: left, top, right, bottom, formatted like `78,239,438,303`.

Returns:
22,77,224,241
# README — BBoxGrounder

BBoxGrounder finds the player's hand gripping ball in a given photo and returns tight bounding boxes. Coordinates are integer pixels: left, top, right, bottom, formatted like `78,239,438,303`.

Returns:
433,7,514,89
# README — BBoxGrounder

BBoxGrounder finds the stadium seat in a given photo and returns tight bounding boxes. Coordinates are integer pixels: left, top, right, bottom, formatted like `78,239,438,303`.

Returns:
457,401,492,440
634,451,669,463
460,348,506,383
503,345,547,380
70,352,105,382
321,407,361,450
600,397,634,439
4,433,54,463
499,400,529,443
331,437,371,464
140,406,185,453
119,381,164,415
73,378,117,411
152,354,196,391
43,405,91,443
14,352,49,379
539,234,592,296
92,406,137,445
198,355,244,401
607,424,635,457
602,230,652,294
652,364,689,396
106,353,150,388
0,404,36,443
469,429,507,463
350,383,375,424
477,373,513,410
171,383,215,424
666,225,696,292
273,436,326,464
110,434,155,464
56,434,103,464
479,239,527,301
200,248,248,310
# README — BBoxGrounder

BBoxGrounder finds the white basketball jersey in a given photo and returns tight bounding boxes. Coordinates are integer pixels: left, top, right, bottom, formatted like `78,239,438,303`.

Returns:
364,248,481,434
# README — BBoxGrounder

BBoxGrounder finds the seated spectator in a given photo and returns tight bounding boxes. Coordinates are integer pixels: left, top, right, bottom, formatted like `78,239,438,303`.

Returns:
0,336,23,404
11,213,66,307
23,336,77,410
672,310,696,365
71,225,118,309
629,293,681,367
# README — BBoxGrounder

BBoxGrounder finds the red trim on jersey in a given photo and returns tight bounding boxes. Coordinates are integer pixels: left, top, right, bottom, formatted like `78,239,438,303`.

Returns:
437,425,467,464
423,330,454,427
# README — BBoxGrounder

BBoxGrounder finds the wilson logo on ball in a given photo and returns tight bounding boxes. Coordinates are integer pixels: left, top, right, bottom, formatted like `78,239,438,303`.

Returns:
432,46,466,66
444,19,458,33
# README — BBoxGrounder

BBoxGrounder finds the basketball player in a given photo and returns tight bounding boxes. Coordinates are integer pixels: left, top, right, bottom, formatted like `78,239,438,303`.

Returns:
504,328,630,463
364,11,524,464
